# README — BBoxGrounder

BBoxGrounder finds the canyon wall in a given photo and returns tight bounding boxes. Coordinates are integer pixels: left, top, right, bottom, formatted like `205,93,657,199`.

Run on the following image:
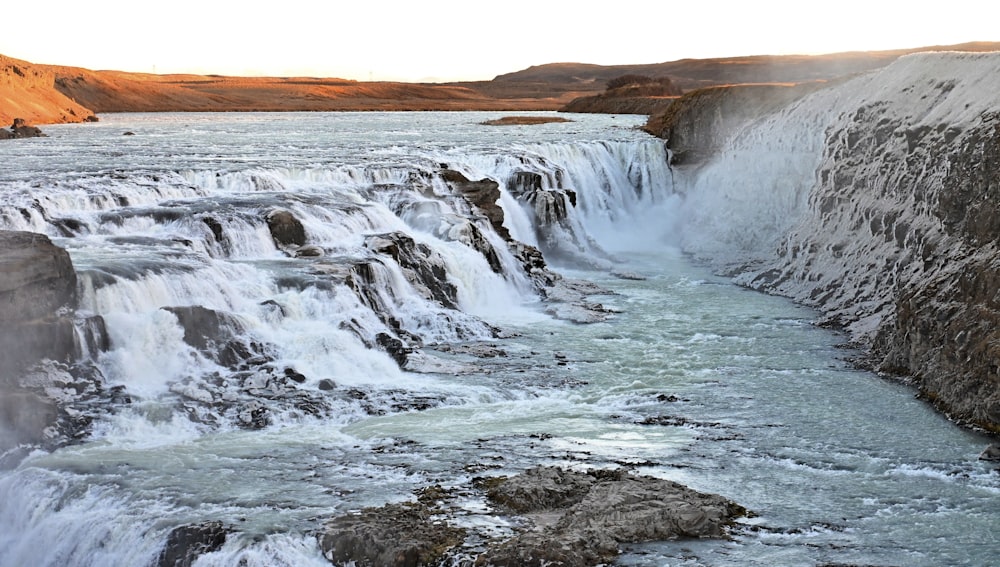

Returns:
656,52,1000,431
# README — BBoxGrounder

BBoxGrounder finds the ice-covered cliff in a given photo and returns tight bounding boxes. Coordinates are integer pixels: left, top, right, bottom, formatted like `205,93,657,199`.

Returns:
661,52,1000,431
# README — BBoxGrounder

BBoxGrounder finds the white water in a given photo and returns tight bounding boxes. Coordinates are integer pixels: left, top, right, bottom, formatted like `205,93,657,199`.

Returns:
1,111,997,566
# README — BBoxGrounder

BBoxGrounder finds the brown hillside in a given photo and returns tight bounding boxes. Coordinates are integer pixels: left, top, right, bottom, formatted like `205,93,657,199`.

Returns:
50,69,566,113
0,55,96,125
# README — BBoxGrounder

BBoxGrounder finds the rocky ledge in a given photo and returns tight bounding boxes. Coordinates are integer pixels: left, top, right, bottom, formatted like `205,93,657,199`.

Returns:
0,231,111,466
316,466,746,566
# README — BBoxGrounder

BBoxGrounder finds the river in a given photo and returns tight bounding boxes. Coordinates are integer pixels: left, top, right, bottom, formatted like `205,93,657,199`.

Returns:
0,112,997,566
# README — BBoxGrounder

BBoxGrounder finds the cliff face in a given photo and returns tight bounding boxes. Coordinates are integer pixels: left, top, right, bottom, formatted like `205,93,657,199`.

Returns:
643,83,827,165
0,55,96,125
657,52,1000,431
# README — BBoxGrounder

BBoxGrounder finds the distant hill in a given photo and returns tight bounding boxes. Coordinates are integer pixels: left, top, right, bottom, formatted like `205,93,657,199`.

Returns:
0,58,573,126
2,41,999,126
483,42,1000,93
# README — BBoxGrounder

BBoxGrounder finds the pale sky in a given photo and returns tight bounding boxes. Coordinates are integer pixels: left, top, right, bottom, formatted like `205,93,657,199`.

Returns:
4,1,998,82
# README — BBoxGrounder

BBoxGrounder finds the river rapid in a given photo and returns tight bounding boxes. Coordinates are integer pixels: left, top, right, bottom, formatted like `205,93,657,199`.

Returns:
0,112,997,566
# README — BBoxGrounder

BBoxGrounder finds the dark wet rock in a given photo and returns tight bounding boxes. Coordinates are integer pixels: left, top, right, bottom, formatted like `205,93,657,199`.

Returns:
283,367,307,383
1,118,46,139
318,378,336,391
980,443,1000,462
657,393,688,403
510,242,559,289
523,187,573,226
50,216,88,237
157,521,228,567
506,174,612,269
1,316,78,378
317,501,466,567
651,58,1000,432
477,531,611,567
265,209,307,248
77,314,111,355
434,343,508,358
505,170,544,196
1,361,116,467
612,270,647,281
235,400,270,429
644,83,822,166
364,232,459,310
484,466,595,513
477,467,746,567
162,305,272,370
441,169,509,240
505,242,619,323
441,219,504,274
200,216,227,252
375,332,412,367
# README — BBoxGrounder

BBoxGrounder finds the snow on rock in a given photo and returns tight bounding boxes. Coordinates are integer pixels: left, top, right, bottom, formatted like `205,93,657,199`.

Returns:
668,52,1000,430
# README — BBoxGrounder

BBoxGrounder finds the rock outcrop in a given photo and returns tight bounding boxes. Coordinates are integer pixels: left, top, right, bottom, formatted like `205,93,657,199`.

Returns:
315,467,745,567
157,521,228,567
477,467,745,566
441,169,509,239
317,500,466,567
0,118,46,139
0,231,113,460
0,231,79,377
644,82,826,166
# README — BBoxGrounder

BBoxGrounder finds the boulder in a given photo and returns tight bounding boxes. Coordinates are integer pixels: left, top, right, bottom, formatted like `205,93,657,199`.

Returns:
9,118,45,138
0,231,77,323
265,209,307,248
0,231,81,381
0,118,46,139
162,305,271,370
980,443,1000,462
156,521,228,567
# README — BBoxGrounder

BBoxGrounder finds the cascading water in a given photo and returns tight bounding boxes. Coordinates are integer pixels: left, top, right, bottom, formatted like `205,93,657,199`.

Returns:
0,111,997,567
